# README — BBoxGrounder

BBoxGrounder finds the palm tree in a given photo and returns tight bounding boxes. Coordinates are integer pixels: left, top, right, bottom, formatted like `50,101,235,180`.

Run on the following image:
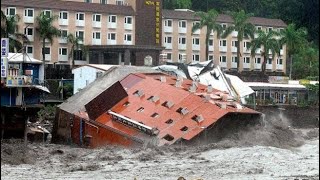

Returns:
192,9,223,61
279,23,308,80
221,10,255,72
1,10,29,52
67,33,87,69
36,12,60,80
249,30,281,74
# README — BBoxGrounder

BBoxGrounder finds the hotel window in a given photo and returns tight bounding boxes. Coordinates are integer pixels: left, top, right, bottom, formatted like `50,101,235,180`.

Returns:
268,58,272,64
232,56,238,63
84,0,92,2
209,39,214,46
93,14,101,22
24,27,33,36
256,26,262,31
108,33,116,40
116,0,124,5
60,11,68,20
219,56,227,63
179,37,186,45
59,47,68,55
6,7,16,16
167,53,172,60
208,55,214,60
193,38,200,45
255,57,261,64
24,8,34,17
109,15,117,23
93,32,101,39
232,41,238,47
165,36,172,44
100,0,107,4
60,30,68,38
219,40,227,47
76,13,85,21
178,53,186,62
44,47,51,55
179,20,187,28
125,16,132,24
124,34,132,42
243,57,250,63
243,41,251,49
76,31,84,40
277,58,283,65
267,27,273,32
26,46,33,54
43,10,51,17
165,20,172,27
193,54,200,62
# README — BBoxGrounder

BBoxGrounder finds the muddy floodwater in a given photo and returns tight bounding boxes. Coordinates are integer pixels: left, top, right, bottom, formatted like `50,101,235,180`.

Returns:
1,127,319,180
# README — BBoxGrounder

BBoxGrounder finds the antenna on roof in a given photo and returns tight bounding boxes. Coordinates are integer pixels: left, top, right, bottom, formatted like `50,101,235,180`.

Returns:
175,78,182,88
160,76,166,83
189,81,197,93
207,84,213,93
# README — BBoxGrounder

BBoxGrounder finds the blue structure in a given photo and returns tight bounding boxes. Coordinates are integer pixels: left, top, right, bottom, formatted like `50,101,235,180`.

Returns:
1,53,50,139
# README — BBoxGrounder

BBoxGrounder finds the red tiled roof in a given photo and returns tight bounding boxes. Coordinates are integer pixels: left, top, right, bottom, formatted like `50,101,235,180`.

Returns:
163,9,287,28
87,73,260,146
1,0,135,15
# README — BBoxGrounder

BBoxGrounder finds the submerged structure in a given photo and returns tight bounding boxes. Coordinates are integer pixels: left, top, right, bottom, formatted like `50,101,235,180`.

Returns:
53,66,260,148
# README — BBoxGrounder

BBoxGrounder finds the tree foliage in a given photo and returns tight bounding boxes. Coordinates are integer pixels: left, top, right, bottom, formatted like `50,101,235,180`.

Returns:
67,33,87,69
191,9,222,60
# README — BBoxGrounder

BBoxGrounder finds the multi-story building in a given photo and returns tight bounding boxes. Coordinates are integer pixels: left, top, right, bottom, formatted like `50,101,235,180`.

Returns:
1,0,287,72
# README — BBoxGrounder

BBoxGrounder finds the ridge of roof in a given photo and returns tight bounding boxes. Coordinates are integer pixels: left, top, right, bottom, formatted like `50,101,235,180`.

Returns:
1,0,135,15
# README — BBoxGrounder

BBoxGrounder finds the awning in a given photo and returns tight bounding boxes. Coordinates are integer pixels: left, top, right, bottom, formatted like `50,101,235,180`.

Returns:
34,85,50,93
5,85,50,93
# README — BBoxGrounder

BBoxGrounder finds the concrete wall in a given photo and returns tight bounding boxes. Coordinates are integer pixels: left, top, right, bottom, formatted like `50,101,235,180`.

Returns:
72,66,105,94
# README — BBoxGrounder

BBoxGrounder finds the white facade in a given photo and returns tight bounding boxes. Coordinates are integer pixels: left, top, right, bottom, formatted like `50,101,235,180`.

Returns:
72,65,115,94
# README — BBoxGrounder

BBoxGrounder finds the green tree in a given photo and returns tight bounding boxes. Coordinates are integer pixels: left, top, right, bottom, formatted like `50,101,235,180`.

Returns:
164,0,192,9
279,23,308,80
221,10,255,71
36,12,60,80
249,30,281,73
1,10,29,52
192,9,223,60
67,33,87,69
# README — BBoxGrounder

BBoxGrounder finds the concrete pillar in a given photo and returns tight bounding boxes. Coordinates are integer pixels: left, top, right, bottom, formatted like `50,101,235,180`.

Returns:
124,49,131,65
98,52,104,64
118,53,123,65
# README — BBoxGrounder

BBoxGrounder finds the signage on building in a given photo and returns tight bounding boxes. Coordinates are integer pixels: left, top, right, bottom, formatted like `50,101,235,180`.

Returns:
268,76,289,84
145,0,161,45
1,57,8,78
1,38,9,57
144,55,153,66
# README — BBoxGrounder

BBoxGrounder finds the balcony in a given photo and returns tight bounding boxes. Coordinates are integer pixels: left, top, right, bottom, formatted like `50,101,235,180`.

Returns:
76,20,85,27
124,40,133,45
108,39,116,45
280,49,284,55
266,63,273,70
59,19,68,26
24,16,34,23
192,44,200,51
92,39,101,45
193,29,200,35
45,54,51,61
232,31,238,37
219,46,227,52
59,54,68,62
164,26,173,33
125,23,133,30
243,62,250,69
164,43,172,49
209,45,214,52
178,44,186,50
93,21,101,28
220,62,227,68
179,27,187,34
108,22,117,29
59,37,67,44
254,63,262,69
26,34,34,42
231,46,237,53
231,62,237,69
276,64,284,71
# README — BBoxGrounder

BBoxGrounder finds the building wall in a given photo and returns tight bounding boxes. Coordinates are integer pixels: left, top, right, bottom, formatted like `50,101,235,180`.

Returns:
1,5,134,65
162,17,287,72
72,66,105,94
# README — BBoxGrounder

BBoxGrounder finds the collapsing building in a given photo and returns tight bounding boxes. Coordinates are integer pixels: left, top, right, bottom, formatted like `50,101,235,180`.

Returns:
53,66,260,147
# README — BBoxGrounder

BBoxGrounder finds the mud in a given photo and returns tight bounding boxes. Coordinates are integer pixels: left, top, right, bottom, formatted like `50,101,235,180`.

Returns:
1,114,319,179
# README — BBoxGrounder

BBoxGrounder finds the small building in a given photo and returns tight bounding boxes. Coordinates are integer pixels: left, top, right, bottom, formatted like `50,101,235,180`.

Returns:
72,64,117,94
53,66,260,148
1,53,49,139
245,81,308,105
